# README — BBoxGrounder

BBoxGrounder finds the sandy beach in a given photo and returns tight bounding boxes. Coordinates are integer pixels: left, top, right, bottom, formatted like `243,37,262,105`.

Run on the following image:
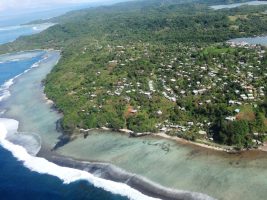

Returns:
153,133,234,152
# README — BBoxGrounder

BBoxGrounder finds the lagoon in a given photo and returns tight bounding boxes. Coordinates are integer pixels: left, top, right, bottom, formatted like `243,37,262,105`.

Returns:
1,3,267,199
2,50,267,200
210,1,267,10
229,35,267,46
0,51,132,200
0,23,54,45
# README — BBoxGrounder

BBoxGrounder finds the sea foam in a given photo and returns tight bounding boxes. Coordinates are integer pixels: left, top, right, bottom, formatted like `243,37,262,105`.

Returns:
0,51,43,63
0,53,47,103
0,51,214,200
0,52,159,199
0,118,160,200
0,23,55,33
0,25,21,31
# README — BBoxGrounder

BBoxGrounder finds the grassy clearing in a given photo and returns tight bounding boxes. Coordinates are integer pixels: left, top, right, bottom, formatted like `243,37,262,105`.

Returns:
228,15,247,22
202,46,235,55
236,105,255,121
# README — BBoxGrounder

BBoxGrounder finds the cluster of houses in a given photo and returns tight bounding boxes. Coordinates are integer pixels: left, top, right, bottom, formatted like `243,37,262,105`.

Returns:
82,42,266,136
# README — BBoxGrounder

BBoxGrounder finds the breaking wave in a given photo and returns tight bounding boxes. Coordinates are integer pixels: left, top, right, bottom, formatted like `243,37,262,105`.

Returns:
0,118,216,200
0,118,160,200
0,23,55,32
0,51,215,200
0,53,48,103
0,25,21,31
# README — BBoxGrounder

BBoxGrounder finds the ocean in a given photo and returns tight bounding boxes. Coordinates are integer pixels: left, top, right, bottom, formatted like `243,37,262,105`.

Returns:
2,6,266,200
0,23,54,45
0,146,127,200
0,19,132,200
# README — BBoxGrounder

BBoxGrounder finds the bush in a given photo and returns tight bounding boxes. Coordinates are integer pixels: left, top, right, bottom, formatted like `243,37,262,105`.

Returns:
213,119,251,147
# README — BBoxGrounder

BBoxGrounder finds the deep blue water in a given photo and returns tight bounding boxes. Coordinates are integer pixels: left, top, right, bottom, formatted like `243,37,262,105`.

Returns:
0,52,44,84
0,19,129,200
0,147,126,200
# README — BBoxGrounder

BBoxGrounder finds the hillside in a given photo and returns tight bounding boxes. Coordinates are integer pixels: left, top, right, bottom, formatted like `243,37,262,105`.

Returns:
1,0,267,149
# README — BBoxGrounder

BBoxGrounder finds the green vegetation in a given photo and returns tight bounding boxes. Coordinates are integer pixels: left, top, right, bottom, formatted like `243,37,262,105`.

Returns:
1,0,267,149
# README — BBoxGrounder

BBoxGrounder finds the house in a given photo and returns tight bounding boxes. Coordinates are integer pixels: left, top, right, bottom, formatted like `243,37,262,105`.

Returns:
240,94,248,100
157,110,163,115
116,46,124,51
188,122,194,126
108,60,118,67
234,109,240,113
180,90,186,95
198,130,207,135
229,100,235,105
130,109,138,114
225,116,236,121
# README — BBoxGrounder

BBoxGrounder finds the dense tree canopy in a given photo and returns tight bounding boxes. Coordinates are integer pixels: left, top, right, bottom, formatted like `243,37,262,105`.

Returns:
1,0,267,148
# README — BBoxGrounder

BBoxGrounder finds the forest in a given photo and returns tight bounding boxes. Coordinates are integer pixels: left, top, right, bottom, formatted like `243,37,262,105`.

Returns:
1,0,267,149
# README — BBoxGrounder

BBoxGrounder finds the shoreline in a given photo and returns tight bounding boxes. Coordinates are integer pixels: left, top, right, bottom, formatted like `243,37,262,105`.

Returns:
3,49,265,200
0,13,266,198
228,35,267,47
1,51,211,200
0,48,59,58
38,147,215,200
0,50,215,200
153,133,267,153
77,127,235,152
78,126,266,154
153,133,235,153
40,43,267,155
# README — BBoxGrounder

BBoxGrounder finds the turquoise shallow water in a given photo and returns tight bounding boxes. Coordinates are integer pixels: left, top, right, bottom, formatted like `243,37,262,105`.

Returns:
2,50,267,200
0,16,157,200
0,23,54,45
56,131,267,200
1,8,267,200
230,36,267,46
210,1,267,10
0,51,131,200
2,51,62,147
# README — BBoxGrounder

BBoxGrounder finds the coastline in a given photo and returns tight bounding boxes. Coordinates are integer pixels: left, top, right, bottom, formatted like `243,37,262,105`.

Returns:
40,40,267,155
1,45,267,200
39,147,215,200
36,84,267,155
77,126,259,153
153,133,234,153
0,49,216,200
35,50,267,200
0,48,58,58
258,144,267,152
76,127,235,153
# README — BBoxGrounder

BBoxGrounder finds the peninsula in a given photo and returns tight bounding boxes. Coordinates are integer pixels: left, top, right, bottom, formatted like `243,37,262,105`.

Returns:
1,0,267,151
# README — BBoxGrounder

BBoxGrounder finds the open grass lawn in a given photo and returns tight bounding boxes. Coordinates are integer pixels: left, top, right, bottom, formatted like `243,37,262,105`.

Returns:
236,105,255,121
